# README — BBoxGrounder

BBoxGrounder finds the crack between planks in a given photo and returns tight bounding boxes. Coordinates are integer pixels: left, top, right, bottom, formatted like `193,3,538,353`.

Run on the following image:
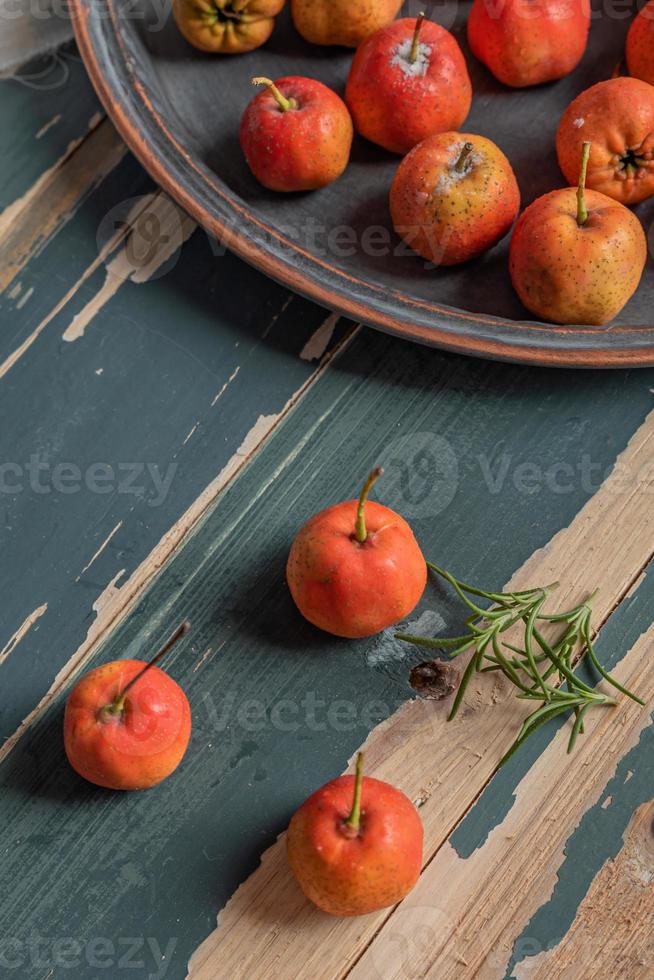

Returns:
339,542,654,980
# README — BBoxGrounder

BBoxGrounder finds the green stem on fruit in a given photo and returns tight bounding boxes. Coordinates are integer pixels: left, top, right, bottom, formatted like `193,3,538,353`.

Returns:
577,141,591,227
454,142,474,173
408,12,425,63
354,467,383,544
252,76,296,112
343,752,365,834
103,620,191,717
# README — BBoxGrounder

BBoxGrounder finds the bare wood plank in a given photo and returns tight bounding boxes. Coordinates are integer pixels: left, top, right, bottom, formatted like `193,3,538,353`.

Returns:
188,407,654,980
512,801,654,979
347,625,654,979
0,116,124,291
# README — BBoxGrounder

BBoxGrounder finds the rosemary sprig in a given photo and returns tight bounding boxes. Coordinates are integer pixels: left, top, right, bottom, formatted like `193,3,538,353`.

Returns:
397,562,642,764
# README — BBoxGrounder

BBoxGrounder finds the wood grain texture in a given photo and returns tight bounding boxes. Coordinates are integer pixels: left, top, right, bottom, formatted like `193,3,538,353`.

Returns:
3,328,654,979
347,627,654,980
0,53,100,212
0,603,48,666
0,264,351,749
188,405,654,980
0,117,125,291
0,315,353,769
59,189,196,342
0,72,353,756
0,156,153,378
2,60,654,974
513,802,654,980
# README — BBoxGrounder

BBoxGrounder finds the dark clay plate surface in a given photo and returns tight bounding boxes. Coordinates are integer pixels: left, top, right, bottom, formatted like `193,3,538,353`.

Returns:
72,0,654,366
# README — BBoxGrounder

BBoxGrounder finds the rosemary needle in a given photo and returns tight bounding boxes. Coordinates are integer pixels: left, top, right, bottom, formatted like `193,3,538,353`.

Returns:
397,564,642,763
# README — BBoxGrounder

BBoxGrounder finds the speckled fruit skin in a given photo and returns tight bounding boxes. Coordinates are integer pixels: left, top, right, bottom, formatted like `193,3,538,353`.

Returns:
345,19,472,155
390,132,521,266
509,187,647,325
557,78,654,206
291,0,403,47
286,499,426,638
627,1,654,86
240,77,353,192
287,773,423,916
173,0,285,54
467,0,590,87
64,660,192,790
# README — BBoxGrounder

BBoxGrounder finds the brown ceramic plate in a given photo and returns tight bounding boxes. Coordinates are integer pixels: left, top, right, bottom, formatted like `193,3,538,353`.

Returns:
72,0,654,366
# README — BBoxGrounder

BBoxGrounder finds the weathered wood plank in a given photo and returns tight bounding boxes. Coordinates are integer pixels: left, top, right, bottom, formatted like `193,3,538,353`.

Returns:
346,602,654,979
0,152,152,368
512,801,654,979
0,147,352,751
1,323,654,979
188,405,654,980
502,592,654,977
0,53,101,213
0,118,125,291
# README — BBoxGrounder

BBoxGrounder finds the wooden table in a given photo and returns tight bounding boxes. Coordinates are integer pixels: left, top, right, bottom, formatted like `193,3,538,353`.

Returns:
1,51,652,980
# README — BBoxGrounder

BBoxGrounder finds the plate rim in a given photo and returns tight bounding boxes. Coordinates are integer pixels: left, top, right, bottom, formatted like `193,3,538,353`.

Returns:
71,0,654,369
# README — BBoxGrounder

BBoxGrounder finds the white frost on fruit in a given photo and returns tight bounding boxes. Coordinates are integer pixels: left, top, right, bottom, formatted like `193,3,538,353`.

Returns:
391,40,432,78
432,142,482,194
